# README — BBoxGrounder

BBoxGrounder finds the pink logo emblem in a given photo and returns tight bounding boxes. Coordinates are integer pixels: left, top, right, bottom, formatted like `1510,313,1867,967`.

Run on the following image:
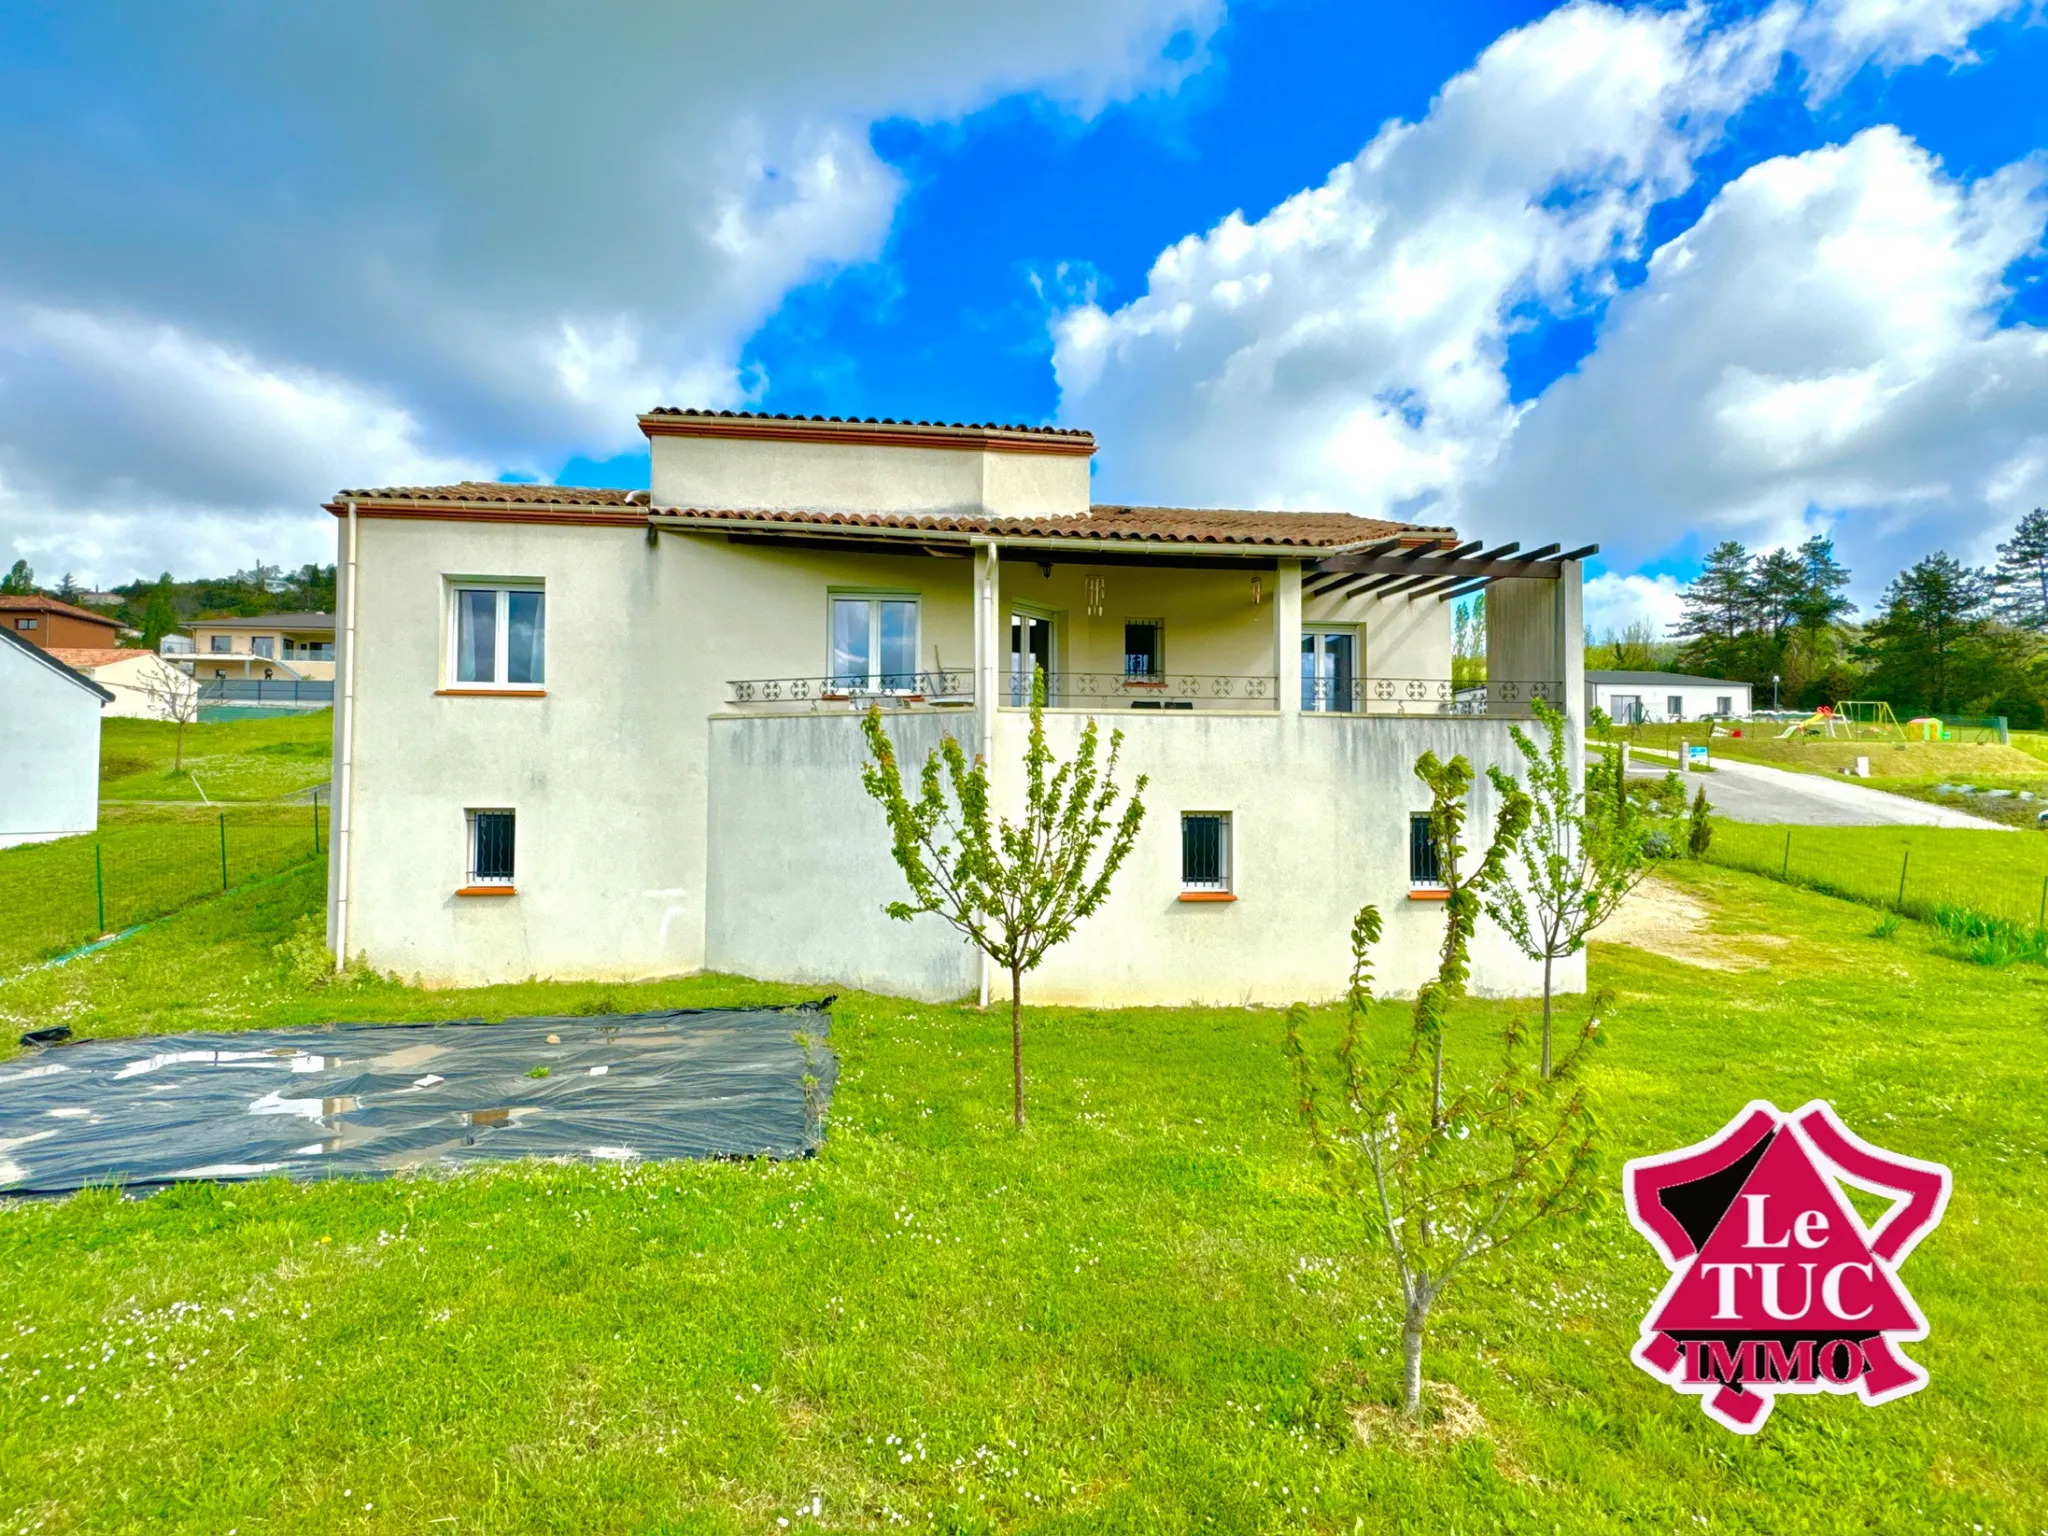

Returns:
1624,1100,1950,1433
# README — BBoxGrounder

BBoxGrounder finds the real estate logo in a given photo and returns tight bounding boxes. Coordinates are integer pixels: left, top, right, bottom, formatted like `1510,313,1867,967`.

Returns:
1623,1100,1951,1434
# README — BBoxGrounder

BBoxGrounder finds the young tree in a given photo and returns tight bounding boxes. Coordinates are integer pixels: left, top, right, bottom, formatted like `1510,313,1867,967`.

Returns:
858,671,1147,1128
1993,509,2048,631
137,661,201,770
1610,620,1657,671
1484,699,1647,1078
1413,751,1529,1120
1687,784,1713,859
1,558,35,595
1285,860,1607,1415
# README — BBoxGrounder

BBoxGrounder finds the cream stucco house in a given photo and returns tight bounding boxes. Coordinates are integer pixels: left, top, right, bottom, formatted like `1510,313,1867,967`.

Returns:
324,409,1592,1006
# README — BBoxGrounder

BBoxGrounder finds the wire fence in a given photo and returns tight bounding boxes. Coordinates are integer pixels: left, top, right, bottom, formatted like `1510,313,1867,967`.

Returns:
1704,821,2048,929
1,803,326,970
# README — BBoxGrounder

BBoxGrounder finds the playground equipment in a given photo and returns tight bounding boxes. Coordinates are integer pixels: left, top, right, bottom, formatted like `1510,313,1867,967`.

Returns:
1777,701,1904,743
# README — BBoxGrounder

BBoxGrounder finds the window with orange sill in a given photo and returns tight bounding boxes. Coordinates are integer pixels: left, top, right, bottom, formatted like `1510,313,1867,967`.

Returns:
1408,812,1449,899
448,581,545,691
461,809,517,896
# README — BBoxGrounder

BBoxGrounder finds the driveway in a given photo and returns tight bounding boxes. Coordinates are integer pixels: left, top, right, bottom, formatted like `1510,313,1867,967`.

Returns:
1623,748,2015,830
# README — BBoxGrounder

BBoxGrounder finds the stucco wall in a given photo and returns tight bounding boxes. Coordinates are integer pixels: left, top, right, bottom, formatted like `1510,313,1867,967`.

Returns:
650,434,1089,519
0,642,102,848
706,711,980,1001
1592,680,1752,722
696,706,1583,1009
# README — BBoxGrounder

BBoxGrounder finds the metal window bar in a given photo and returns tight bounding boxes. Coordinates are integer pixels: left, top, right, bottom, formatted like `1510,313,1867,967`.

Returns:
1410,813,1444,886
1182,814,1228,891
469,811,516,885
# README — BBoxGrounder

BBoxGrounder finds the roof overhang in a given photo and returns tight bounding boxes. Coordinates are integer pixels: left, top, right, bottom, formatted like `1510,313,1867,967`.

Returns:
639,411,1095,457
1304,539,1599,604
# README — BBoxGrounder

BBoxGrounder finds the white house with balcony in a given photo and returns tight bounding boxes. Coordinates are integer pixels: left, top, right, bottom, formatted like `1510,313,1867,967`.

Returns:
323,409,1591,1006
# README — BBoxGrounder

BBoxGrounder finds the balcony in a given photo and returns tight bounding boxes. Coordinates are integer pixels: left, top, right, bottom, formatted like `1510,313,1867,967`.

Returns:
723,670,1564,719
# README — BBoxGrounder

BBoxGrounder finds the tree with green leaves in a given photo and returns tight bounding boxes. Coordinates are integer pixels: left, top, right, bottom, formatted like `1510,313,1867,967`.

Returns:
1856,552,1991,714
859,671,1147,1129
1687,785,1713,859
1484,699,1646,1078
1413,750,1529,1120
1284,761,1607,1419
140,573,181,651
0,558,34,595
1993,509,2048,631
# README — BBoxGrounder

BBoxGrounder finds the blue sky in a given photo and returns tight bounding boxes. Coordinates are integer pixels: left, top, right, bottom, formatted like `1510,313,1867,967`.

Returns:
3,1,2045,635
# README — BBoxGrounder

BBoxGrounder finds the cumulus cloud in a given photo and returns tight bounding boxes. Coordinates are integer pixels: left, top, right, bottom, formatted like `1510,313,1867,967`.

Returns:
0,0,1219,582
1489,126,2048,585
1583,571,1688,639
1055,0,2035,603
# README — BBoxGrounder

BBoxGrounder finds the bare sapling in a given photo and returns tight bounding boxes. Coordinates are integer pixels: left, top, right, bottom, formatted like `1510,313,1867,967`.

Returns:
859,668,1146,1128
1485,699,1647,1077
1285,776,1609,1417
138,662,202,771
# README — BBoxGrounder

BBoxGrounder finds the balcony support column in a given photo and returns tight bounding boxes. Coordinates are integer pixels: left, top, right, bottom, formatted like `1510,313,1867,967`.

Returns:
1276,559,1302,717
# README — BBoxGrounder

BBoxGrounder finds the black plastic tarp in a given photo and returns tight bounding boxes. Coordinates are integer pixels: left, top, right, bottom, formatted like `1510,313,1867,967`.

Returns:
0,1007,834,1197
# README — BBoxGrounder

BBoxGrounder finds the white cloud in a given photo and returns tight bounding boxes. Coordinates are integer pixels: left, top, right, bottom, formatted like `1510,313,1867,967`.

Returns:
0,0,1220,582
1583,571,1687,639
1489,126,2048,591
1056,2,1788,520
1054,0,2035,604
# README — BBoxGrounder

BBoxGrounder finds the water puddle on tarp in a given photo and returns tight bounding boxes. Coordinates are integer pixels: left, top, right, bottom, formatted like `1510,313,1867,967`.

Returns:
0,1007,834,1197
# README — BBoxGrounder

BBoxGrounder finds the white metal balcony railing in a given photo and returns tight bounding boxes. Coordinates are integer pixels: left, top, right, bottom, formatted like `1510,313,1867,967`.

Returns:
723,671,1565,717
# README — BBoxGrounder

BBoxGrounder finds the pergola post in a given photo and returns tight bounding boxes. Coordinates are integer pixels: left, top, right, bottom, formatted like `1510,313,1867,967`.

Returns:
1276,559,1302,716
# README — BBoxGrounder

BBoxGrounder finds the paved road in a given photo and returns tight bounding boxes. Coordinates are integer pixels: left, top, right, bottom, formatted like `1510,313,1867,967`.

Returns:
1624,749,2015,830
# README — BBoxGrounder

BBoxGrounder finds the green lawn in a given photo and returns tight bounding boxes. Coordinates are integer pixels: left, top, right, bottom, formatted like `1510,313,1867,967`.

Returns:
99,710,333,803
2,862,2043,1533
1706,819,2048,928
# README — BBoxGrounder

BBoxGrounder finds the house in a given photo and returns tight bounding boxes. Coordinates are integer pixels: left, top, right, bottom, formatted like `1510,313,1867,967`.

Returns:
182,613,337,681
45,648,197,720
0,594,125,652
0,627,111,849
1588,670,1753,725
323,408,1593,1005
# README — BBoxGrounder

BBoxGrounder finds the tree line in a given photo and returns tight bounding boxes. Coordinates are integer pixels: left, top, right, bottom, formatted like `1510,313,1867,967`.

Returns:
1,559,336,650
1631,509,2048,723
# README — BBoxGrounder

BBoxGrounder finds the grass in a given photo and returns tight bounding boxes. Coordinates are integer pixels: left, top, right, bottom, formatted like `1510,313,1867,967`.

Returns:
1604,721,2040,780
2,865,2045,1532
1706,819,2048,930
99,710,333,803
0,805,325,972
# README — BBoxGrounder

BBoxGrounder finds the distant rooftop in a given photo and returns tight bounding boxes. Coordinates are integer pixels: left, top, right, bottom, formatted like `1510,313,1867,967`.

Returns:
1587,670,1750,689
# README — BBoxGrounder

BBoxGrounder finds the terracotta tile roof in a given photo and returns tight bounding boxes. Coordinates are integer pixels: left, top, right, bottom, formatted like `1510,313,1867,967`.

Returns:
44,647,156,669
191,612,336,631
0,594,124,625
328,482,647,509
642,406,1092,442
657,504,1455,549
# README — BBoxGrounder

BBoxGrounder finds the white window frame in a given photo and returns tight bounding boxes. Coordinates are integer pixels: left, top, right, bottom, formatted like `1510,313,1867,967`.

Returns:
1301,626,1363,714
826,589,922,694
1180,811,1233,894
465,808,517,888
446,578,546,690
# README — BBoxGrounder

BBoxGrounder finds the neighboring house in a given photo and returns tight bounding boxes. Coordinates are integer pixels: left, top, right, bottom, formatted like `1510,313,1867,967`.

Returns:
0,627,111,849
182,613,337,681
0,594,125,652
324,408,1593,1005
45,647,197,720
1588,670,1753,724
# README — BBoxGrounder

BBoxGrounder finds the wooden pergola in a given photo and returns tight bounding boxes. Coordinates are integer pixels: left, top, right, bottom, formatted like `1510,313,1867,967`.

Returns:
1302,538,1599,605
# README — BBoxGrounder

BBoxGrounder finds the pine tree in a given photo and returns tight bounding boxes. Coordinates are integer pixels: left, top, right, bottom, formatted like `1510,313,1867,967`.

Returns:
1857,553,1991,714
1673,542,1755,680
1993,509,2048,631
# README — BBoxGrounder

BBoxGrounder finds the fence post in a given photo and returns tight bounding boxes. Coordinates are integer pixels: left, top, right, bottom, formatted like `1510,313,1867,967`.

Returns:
2039,874,2045,931
95,841,106,935
1782,828,1792,880
313,799,322,855
1896,851,1909,912
219,812,229,891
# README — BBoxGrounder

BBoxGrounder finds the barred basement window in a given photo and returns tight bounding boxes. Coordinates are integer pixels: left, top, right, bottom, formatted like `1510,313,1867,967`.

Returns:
1181,812,1231,893
468,810,516,887
1409,813,1444,887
